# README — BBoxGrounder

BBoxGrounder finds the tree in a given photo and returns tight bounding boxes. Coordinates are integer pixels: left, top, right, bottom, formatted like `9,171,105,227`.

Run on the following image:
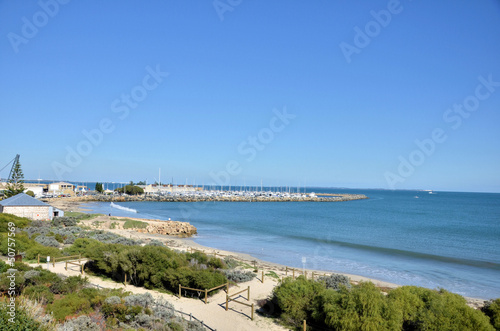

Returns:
25,190,35,197
95,182,104,193
5,159,25,198
114,185,144,195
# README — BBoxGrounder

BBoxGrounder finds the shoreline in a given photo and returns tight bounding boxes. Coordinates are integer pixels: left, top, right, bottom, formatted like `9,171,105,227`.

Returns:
47,198,487,308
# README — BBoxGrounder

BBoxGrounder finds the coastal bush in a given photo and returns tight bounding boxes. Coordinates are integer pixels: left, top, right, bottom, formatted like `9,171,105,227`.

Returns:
34,234,60,247
59,315,100,331
0,301,42,330
271,277,496,331
153,298,176,321
223,269,256,283
271,276,326,327
23,285,55,304
0,213,31,232
147,239,164,246
317,274,351,291
483,299,500,330
27,268,60,286
52,216,78,227
320,282,392,330
47,292,93,321
0,260,7,273
123,293,154,308
22,270,40,282
387,286,494,331
23,226,50,238
25,243,62,260
83,242,228,295
0,270,26,295
223,257,239,269
105,296,122,305
50,275,88,294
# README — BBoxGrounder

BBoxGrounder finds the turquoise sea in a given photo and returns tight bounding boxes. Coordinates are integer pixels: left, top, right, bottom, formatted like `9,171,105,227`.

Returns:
84,188,500,299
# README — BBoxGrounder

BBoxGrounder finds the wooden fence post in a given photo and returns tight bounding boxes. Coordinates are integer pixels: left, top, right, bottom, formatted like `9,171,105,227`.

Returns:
285,267,288,276
179,284,181,298
205,289,208,304
65,261,67,271
303,320,306,331
251,303,254,320
247,286,250,300
37,254,40,264
225,294,228,311
124,273,127,287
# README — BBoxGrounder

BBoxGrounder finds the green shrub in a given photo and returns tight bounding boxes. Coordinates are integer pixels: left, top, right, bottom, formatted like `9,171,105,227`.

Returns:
46,292,92,321
23,285,55,304
0,213,31,232
321,281,391,330
0,270,26,295
272,276,326,327
192,269,227,290
25,244,62,260
49,275,88,294
388,286,494,331
54,233,64,243
208,256,225,269
52,216,78,227
0,260,8,273
483,299,500,330
0,301,41,330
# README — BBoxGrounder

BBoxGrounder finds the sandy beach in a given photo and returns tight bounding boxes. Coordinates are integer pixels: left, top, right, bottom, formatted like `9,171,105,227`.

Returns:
42,198,486,330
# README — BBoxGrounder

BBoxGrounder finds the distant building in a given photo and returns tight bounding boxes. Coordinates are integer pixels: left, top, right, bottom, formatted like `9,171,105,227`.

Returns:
75,185,88,194
142,184,202,195
23,183,47,198
0,193,63,220
48,182,75,195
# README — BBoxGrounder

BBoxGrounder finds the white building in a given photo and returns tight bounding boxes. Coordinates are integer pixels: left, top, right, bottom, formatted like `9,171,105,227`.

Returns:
0,193,63,221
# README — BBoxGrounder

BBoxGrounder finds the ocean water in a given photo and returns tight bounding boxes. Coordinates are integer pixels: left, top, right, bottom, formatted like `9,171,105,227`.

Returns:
84,188,500,299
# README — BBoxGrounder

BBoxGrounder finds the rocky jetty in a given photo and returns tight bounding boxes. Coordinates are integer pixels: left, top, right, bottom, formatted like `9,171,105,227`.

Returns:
135,220,197,237
45,193,368,204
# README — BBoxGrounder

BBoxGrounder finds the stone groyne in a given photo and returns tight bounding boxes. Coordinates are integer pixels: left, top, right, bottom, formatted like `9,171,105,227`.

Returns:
134,220,197,237
45,193,368,203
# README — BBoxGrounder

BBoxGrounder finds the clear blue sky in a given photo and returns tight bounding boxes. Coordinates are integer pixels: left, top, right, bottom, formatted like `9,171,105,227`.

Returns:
1,1,499,192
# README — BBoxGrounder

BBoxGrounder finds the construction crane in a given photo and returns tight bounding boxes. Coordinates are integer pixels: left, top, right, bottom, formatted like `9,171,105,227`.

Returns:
0,154,20,182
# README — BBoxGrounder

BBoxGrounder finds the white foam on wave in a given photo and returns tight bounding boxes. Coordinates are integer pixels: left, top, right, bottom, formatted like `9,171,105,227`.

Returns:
110,202,138,213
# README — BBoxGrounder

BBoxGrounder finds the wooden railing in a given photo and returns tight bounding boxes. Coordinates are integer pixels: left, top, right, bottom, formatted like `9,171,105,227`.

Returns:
178,282,228,304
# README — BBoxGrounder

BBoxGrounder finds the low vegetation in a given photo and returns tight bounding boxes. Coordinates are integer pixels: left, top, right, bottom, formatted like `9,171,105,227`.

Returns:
123,219,148,229
268,276,496,330
0,261,205,330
